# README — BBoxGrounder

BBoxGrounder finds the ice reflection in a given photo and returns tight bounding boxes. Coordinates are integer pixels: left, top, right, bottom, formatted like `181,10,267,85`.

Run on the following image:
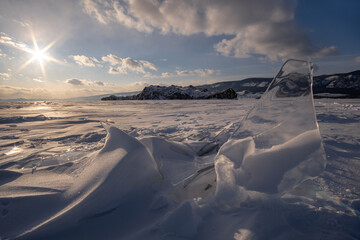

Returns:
233,59,319,148
268,60,311,98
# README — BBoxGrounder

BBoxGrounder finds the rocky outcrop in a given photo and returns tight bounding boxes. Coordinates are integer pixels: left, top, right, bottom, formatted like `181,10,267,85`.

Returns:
206,88,237,99
101,85,237,100
101,95,121,101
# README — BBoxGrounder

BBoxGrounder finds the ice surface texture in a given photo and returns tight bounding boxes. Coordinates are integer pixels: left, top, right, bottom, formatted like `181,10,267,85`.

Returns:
215,60,327,205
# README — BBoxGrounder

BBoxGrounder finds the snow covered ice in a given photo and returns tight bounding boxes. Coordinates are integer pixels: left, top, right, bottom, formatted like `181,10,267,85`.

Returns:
0,60,359,239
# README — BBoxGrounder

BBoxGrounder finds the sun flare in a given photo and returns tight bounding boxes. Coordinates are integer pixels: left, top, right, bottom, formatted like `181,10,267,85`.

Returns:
33,49,46,62
17,29,62,78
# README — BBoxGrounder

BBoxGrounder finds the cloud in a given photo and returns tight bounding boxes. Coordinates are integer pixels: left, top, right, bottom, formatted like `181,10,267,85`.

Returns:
0,32,26,50
176,69,219,77
81,0,109,24
102,54,157,74
80,0,152,32
125,81,150,90
69,53,157,76
65,78,85,85
12,19,31,27
355,56,360,63
143,72,173,78
141,60,158,71
81,0,337,60
94,80,104,86
65,78,106,87
108,66,127,74
0,73,10,80
102,54,123,65
124,57,144,73
161,72,172,78
214,22,338,60
69,55,99,67
33,78,44,82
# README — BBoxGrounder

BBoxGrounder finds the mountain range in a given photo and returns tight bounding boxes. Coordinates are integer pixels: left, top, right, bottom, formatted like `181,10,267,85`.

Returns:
1,70,359,101
197,70,360,98
102,70,360,100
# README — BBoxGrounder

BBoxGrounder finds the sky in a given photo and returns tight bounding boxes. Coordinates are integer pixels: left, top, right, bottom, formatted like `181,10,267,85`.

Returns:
0,0,359,99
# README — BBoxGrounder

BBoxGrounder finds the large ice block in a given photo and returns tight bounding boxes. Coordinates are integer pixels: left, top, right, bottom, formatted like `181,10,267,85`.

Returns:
215,60,326,201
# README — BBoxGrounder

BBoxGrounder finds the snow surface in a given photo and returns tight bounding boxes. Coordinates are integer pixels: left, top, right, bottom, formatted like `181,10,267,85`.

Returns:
0,98,359,239
0,60,359,239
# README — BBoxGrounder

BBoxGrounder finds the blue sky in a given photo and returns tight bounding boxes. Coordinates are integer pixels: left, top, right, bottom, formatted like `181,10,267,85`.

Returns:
0,0,359,99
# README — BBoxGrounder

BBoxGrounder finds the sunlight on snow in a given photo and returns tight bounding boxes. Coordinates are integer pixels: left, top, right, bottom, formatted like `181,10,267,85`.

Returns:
5,146,23,156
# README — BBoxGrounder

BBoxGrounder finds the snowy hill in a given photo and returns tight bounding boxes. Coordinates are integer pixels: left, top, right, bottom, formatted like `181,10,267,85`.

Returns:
198,70,360,98
313,70,360,97
198,77,272,94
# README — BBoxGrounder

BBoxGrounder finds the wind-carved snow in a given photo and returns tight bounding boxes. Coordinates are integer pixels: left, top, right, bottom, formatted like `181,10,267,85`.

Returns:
0,61,359,240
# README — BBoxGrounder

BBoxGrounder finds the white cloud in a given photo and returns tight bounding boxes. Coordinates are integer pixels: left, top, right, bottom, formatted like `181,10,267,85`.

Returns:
33,78,44,82
12,19,31,27
143,72,173,78
108,66,127,74
102,54,123,65
81,0,109,24
0,32,26,50
81,0,337,60
123,57,144,73
355,56,360,63
102,54,157,75
0,73,10,80
80,0,152,32
124,81,150,91
161,72,172,78
141,60,158,71
69,55,99,67
177,69,219,77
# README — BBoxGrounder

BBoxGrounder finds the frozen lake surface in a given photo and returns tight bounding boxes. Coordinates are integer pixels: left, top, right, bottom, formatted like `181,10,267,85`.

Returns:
0,98,359,239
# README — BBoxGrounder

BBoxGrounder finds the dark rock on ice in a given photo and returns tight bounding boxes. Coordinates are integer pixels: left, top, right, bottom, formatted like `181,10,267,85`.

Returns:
101,85,237,100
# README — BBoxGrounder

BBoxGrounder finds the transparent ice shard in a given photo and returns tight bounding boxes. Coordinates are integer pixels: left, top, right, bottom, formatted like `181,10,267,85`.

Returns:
215,59,326,200
233,59,316,145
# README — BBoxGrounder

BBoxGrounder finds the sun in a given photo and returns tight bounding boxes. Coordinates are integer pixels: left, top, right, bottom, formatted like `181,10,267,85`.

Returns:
18,29,62,78
33,49,46,62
